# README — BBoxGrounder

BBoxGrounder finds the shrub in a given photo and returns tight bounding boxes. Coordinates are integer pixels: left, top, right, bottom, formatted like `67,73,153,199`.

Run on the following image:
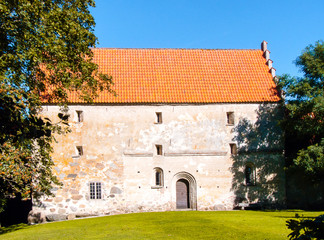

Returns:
286,214,324,240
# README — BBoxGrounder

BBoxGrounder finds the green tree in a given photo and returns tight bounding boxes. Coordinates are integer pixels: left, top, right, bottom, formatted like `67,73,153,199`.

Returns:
0,0,113,211
278,41,324,179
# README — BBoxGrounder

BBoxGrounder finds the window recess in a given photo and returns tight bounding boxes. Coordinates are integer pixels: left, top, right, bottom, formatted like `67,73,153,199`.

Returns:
76,110,83,122
230,143,238,155
156,145,163,156
226,112,234,125
156,112,162,124
245,164,256,186
152,168,164,188
76,146,83,156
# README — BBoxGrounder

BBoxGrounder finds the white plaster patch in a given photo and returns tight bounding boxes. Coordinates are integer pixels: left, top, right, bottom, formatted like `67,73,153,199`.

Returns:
97,131,106,137
197,163,206,173
196,112,207,121
178,113,194,121
189,160,196,166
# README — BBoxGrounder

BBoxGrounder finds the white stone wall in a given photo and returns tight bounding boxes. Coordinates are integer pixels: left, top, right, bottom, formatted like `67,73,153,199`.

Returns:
36,103,285,217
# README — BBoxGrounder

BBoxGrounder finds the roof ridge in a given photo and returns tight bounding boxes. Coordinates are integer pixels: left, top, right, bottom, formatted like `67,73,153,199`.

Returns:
91,47,262,51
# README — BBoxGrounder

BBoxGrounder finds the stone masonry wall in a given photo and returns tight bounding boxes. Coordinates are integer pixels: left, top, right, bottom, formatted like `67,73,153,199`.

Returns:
34,103,285,218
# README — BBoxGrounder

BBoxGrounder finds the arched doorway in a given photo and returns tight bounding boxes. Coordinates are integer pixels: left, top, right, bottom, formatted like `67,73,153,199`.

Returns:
172,172,197,210
176,179,190,209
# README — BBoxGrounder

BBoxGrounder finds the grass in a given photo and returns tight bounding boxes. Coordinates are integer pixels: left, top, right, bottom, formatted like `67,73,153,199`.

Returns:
0,210,323,240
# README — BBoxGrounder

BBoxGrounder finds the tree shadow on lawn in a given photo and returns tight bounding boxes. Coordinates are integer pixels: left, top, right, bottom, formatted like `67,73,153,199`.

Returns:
0,223,30,235
273,216,316,219
231,103,286,209
272,211,324,219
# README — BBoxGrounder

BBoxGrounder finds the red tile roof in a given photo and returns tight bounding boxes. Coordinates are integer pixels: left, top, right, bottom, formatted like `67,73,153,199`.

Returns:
64,48,280,103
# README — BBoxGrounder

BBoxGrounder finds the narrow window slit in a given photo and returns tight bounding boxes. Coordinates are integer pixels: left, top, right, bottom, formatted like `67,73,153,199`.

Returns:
245,164,256,186
156,145,163,155
154,168,163,187
227,112,234,125
76,110,83,122
156,112,162,124
156,171,161,186
76,146,83,156
230,143,237,155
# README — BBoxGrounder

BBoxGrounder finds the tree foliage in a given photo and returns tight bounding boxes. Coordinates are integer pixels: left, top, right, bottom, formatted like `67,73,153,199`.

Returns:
278,41,324,179
0,0,113,211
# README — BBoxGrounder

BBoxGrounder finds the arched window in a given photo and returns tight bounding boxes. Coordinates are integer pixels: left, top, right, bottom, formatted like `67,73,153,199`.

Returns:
153,168,163,187
245,163,255,186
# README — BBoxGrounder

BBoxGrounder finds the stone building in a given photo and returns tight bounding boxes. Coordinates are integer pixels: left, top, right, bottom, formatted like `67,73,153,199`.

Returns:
36,41,285,219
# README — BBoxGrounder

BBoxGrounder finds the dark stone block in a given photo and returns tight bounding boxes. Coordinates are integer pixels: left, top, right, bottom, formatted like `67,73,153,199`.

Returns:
67,174,77,178
110,186,122,194
46,214,66,222
28,210,46,224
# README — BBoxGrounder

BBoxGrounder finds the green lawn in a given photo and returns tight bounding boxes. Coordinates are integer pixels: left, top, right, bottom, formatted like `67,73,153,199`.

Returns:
0,210,323,240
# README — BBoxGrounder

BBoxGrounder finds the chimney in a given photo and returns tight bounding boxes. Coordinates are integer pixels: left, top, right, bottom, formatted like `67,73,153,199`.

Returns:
261,40,267,51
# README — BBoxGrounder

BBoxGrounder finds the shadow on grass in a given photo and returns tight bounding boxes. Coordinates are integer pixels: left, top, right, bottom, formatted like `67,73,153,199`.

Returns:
0,223,30,235
267,210,322,219
274,216,316,219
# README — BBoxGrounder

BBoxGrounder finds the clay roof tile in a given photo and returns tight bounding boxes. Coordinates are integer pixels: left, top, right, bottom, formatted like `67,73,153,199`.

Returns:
64,48,280,104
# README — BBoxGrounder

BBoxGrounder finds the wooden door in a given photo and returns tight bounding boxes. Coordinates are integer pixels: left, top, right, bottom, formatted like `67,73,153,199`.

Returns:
176,179,189,209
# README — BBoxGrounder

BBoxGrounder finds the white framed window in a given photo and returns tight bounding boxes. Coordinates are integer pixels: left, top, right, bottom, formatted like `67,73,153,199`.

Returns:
153,168,163,187
90,182,102,199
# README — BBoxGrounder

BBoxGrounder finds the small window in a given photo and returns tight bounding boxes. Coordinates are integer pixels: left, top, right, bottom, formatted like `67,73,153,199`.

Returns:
156,171,161,186
227,112,234,125
90,182,102,199
156,145,163,155
156,112,162,124
76,110,83,122
230,143,237,155
154,168,163,187
245,164,256,186
76,146,83,156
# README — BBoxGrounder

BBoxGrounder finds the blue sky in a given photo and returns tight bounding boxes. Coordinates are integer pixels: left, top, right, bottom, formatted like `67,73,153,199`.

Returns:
90,0,324,77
